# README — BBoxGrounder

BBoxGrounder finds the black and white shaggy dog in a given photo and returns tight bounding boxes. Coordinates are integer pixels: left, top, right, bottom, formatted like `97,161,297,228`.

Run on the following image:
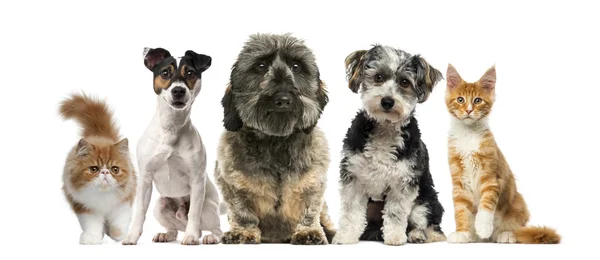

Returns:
332,45,446,246
214,33,336,245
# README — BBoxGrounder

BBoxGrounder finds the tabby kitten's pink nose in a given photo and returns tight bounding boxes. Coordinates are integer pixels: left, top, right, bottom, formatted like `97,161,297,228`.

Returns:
100,169,110,175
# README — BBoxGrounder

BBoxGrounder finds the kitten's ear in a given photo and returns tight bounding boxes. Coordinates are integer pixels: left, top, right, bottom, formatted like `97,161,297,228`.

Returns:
479,65,496,91
115,138,129,155
144,47,171,71
221,83,243,131
345,50,367,93
412,55,443,103
76,138,91,157
447,64,463,89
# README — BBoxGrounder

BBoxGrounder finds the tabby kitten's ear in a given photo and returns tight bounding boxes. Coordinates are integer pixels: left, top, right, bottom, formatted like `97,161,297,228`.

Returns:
76,138,91,157
447,64,463,89
479,65,496,91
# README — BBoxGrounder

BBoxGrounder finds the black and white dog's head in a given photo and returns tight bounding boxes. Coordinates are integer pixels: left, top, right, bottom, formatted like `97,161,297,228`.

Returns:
221,33,328,136
143,47,212,110
345,45,442,124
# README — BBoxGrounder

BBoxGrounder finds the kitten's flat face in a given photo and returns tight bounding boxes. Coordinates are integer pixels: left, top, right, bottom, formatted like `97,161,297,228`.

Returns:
69,140,132,192
446,65,496,124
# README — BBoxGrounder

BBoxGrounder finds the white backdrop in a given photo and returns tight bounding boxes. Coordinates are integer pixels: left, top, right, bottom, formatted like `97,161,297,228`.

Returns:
1,0,598,259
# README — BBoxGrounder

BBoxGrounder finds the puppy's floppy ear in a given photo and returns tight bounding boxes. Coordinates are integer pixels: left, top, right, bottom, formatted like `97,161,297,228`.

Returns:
303,73,329,134
411,55,443,103
221,83,243,131
185,50,212,73
345,50,367,93
144,47,171,70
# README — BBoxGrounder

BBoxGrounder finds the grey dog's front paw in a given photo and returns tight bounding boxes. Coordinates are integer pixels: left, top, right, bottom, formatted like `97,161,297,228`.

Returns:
221,228,261,244
291,228,328,245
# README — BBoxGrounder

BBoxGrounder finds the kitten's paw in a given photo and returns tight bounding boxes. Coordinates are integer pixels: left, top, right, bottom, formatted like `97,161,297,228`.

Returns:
496,231,516,243
331,233,359,244
79,232,103,245
408,229,427,243
202,234,220,244
121,233,140,245
181,235,200,245
222,228,261,244
291,228,327,245
152,232,177,243
447,231,473,243
384,232,408,246
475,210,495,239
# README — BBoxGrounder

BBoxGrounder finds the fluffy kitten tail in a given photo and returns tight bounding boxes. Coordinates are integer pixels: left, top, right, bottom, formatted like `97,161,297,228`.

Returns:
515,226,561,244
59,93,119,140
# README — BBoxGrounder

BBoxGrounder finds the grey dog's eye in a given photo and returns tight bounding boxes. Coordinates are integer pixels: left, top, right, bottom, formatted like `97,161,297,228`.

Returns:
292,62,301,73
374,74,384,83
257,62,268,72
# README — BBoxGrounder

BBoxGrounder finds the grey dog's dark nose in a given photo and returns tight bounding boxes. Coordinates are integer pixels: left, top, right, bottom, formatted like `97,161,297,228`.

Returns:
171,87,186,99
381,97,395,110
274,92,293,109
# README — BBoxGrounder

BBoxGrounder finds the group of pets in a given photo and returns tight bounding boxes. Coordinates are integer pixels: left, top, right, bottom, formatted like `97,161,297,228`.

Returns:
59,33,560,246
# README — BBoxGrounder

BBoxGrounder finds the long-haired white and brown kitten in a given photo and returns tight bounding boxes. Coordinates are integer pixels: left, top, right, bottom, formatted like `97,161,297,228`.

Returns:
59,93,136,244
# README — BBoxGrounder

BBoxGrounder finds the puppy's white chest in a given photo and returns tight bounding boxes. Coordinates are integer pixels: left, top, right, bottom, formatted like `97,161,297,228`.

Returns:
345,131,415,196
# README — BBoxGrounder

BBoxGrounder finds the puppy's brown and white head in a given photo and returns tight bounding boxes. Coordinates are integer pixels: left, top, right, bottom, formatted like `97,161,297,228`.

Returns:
345,45,442,124
143,47,211,110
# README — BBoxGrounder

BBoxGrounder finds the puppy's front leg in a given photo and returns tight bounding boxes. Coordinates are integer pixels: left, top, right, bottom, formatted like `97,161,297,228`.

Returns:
122,174,153,245
332,181,368,244
382,186,418,246
181,176,207,245
221,187,261,244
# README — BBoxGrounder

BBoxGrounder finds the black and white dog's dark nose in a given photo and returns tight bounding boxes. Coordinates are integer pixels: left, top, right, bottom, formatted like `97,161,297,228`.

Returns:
381,97,395,110
274,92,293,109
171,87,186,99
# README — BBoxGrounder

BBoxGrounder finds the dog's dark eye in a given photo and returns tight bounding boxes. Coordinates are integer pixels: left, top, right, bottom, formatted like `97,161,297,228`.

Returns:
111,166,120,174
89,166,99,173
374,74,384,83
292,62,301,73
400,78,411,88
457,97,465,104
161,69,170,79
186,70,196,79
474,98,482,104
257,62,268,72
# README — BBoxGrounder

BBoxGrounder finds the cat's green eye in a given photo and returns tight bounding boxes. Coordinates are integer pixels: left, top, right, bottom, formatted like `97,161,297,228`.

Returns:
111,166,120,174
474,98,482,104
457,97,465,104
89,166,99,173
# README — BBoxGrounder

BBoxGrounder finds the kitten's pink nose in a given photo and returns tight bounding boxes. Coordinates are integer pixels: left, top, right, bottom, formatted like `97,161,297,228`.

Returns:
100,169,110,175
466,109,473,114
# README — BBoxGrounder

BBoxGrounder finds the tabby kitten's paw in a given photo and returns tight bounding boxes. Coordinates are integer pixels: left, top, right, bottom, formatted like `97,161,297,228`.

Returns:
475,210,495,239
447,231,473,243
495,231,516,243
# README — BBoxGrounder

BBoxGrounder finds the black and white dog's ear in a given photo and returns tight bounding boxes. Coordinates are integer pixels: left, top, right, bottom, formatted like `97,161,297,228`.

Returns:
185,50,212,73
221,84,243,131
143,47,171,70
412,55,443,103
302,73,329,134
345,50,367,93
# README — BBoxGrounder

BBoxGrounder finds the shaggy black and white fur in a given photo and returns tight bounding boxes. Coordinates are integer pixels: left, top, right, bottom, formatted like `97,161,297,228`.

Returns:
332,45,445,245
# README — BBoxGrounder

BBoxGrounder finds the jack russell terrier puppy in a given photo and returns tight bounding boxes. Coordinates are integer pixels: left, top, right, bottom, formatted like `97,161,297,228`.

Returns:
122,48,222,245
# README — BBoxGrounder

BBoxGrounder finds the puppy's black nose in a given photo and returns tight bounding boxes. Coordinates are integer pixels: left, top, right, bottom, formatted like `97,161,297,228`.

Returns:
171,87,186,99
381,97,395,110
274,92,293,109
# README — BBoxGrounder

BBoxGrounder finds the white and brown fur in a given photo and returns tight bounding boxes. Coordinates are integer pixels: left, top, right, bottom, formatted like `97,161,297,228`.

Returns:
122,48,222,245
333,45,446,245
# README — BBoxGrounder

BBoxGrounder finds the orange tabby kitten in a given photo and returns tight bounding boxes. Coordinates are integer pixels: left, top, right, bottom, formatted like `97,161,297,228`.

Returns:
60,93,136,244
445,65,560,244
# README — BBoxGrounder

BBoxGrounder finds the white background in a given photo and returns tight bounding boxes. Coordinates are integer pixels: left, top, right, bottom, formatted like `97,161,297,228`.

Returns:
1,0,598,259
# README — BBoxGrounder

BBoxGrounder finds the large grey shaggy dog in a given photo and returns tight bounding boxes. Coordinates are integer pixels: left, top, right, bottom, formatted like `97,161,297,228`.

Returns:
214,33,335,244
